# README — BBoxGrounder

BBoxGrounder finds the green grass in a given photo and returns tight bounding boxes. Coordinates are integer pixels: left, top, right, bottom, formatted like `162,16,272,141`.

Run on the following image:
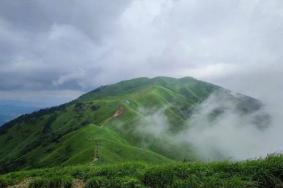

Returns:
28,176,72,188
1,154,283,188
85,176,144,188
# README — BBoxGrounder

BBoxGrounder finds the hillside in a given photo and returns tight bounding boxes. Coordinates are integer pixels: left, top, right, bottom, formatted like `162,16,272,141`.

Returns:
0,77,265,173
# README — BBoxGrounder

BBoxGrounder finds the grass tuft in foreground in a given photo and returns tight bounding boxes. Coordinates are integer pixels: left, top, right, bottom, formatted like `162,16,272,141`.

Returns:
28,176,72,188
1,154,283,188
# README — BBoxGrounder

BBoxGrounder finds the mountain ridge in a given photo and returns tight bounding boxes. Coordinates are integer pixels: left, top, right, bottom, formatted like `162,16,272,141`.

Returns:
0,76,265,173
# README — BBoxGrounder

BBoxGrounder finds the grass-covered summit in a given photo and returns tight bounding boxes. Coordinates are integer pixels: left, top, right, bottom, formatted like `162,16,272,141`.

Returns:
0,77,263,173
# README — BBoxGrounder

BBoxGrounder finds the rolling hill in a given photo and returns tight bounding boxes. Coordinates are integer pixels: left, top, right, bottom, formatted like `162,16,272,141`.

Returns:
0,77,266,174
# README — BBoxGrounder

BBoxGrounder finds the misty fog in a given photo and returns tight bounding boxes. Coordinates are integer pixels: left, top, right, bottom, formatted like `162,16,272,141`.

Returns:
133,91,283,161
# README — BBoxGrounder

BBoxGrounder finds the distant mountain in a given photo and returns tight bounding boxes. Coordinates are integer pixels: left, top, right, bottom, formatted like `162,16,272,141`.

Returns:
0,101,42,126
0,77,267,173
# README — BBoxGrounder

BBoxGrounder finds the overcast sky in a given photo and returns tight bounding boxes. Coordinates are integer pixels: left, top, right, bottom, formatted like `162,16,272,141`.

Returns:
0,0,282,105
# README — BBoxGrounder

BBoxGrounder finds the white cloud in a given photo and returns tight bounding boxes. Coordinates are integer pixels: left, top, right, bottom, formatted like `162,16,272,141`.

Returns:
132,92,283,161
0,0,282,104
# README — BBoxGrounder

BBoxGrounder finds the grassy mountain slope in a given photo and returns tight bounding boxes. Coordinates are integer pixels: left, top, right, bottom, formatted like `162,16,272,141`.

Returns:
0,77,263,173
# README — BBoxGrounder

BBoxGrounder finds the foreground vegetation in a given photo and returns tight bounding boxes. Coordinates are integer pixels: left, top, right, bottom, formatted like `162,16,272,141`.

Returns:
0,154,283,188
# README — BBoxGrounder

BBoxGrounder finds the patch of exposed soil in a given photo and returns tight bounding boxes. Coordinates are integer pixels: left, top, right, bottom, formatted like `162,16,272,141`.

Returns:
113,106,124,118
8,178,31,188
73,179,85,188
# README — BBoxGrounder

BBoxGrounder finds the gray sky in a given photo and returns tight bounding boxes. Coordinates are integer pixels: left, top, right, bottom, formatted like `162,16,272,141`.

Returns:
0,0,282,104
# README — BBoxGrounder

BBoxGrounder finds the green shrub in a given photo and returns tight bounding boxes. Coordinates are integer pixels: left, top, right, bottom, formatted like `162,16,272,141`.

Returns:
143,166,174,188
28,176,72,188
200,176,222,188
172,165,191,179
94,163,145,178
71,168,95,180
85,176,144,188
0,178,8,188
253,170,281,188
112,177,144,188
222,177,255,188
172,177,200,188
85,177,109,188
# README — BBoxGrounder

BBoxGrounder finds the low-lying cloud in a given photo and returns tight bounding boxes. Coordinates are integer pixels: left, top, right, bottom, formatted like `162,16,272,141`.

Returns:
134,92,283,161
